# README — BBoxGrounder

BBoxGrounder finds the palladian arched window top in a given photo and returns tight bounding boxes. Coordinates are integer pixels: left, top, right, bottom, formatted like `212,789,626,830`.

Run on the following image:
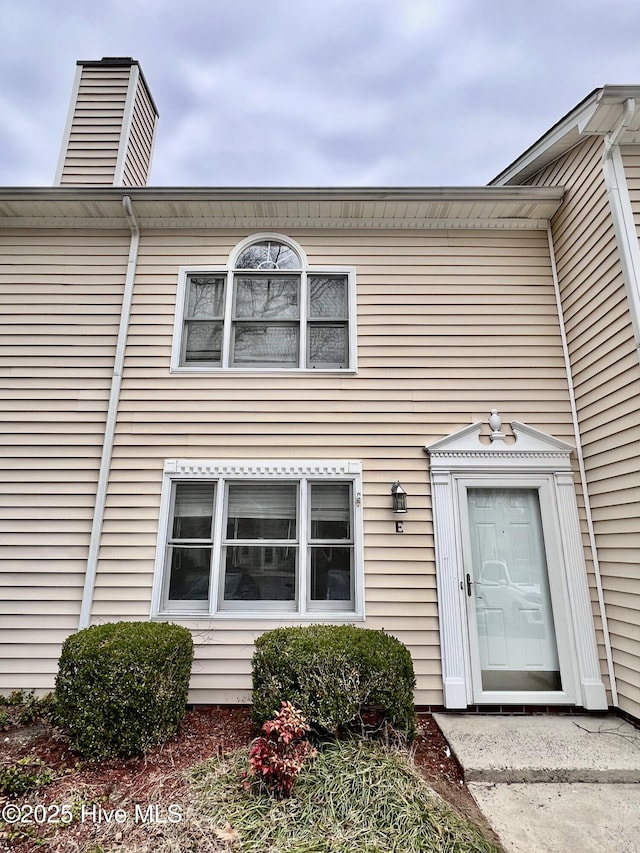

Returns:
235,239,302,271
175,233,355,371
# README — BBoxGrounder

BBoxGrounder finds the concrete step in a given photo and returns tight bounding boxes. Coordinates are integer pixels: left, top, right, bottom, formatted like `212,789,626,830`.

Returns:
433,713,640,783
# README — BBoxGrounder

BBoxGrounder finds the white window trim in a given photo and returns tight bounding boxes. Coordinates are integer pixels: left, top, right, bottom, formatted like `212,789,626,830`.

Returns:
151,459,365,621
427,419,608,711
170,233,357,374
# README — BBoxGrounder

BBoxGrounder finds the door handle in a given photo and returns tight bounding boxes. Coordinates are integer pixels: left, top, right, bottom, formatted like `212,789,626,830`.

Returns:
466,573,473,597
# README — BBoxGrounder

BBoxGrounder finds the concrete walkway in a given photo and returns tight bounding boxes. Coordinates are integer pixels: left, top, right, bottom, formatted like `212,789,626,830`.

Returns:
434,713,640,853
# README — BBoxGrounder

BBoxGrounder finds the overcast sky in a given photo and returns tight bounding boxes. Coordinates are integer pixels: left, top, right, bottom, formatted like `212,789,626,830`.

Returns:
2,0,640,187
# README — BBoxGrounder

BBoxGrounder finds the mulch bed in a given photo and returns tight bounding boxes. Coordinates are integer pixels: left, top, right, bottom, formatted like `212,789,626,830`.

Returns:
1,707,501,852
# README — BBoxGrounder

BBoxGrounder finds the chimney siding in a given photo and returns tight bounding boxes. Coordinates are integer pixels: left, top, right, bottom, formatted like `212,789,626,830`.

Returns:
55,59,158,187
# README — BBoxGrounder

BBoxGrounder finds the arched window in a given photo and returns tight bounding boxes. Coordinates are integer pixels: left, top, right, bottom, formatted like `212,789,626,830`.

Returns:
235,239,301,270
174,235,355,371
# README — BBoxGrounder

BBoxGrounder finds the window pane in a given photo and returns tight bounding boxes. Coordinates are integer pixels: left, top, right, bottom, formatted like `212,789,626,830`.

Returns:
308,324,347,367
223,546,296,601
236,241,301,270
309,276,347,318
310,546,352,601
168,545,211,600
233,325,298,366
172,482,215,539
226,482,297,539
235,277,299,319
185,321,222,363
187,277,225,318
311,483,351,540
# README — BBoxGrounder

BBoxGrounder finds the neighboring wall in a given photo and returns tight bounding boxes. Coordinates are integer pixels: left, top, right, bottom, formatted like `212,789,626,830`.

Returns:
527,137,640,720
0,230,129,691
84,226,577,705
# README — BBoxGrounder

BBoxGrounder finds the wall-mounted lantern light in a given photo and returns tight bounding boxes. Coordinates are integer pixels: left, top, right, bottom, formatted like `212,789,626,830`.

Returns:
391,481,408,514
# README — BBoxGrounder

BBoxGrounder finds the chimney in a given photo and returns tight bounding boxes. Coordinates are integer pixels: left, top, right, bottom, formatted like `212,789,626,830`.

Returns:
55,57,158,187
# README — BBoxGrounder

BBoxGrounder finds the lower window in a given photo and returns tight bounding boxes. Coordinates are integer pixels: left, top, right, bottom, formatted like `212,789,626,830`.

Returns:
153,460,363,618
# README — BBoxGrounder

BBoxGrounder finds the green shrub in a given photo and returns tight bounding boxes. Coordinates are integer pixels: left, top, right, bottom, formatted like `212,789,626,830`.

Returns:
0,757,56,796
55,621,194,758
252,625,416,739
0,690,54,730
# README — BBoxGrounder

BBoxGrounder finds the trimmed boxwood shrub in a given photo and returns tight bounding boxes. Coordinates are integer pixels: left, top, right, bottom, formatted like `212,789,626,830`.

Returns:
55,621,193,758
252,625,416,739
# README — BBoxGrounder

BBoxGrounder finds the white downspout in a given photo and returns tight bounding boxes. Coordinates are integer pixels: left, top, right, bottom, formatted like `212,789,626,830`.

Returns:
601,98,640,360
547,224,618,706
79,196,140,629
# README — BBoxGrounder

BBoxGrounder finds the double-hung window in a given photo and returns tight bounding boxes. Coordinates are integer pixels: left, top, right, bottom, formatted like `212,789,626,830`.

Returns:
173,235,356,371
152,460,364,619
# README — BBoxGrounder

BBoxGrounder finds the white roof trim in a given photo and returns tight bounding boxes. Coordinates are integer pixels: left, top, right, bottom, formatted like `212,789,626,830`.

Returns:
491,85,640,186
0,186,564,230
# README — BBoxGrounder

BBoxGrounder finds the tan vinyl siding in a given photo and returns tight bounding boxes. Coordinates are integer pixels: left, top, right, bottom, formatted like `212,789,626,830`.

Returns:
80,227,577,705
122,75,157,187
58,63,157,187
59,69,130,186
528,138,640,719
622,145,640,244
0,230,130,692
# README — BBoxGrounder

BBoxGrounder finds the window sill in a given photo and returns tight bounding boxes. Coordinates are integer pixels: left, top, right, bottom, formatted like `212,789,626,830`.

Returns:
169,367,358,376
152,609,365,622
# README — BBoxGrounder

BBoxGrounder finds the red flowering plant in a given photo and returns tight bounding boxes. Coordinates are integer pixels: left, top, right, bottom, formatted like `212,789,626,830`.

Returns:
245,701,317,798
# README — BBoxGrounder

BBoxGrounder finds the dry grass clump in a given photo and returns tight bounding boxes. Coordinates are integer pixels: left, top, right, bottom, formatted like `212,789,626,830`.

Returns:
175,739,500,853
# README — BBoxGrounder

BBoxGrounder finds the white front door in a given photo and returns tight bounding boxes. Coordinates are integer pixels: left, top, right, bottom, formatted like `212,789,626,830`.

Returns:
428,418,607,711
459,480,576,704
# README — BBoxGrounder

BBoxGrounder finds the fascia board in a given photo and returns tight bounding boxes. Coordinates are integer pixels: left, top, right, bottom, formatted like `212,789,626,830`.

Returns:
491,90,603,186
491,84,640,187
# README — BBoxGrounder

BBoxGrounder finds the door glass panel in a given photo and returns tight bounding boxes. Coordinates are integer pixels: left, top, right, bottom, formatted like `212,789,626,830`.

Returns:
467,488,561,692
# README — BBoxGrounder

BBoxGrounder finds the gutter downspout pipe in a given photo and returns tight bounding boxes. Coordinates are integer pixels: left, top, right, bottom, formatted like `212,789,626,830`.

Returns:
601,97,640,360
547,225,618,707
79,196,139,629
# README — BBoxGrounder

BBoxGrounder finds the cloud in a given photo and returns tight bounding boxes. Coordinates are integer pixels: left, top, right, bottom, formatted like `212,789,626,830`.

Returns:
2,0,640,186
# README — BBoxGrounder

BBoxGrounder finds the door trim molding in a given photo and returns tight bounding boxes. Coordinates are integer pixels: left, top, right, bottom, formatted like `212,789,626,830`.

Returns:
426,418,608,710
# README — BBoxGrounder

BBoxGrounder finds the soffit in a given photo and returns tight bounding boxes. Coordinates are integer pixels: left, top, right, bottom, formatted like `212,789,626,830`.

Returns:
0,187,563,230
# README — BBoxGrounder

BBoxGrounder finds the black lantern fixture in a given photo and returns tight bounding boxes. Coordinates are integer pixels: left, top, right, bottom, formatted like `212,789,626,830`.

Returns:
391,481,407,513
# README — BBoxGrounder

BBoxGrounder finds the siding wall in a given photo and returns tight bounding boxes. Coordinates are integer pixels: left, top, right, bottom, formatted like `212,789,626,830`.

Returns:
59,67,130,186
0,230,129,690
83,227,577,705
58,64,156,187
528,138,640,719
121,75,157,187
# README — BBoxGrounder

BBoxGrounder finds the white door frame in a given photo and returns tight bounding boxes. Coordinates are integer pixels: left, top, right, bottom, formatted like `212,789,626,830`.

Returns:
426,417,607,711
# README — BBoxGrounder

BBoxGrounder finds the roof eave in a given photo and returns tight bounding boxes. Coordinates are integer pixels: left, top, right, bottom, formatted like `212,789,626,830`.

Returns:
0,185,564,201
491,85,640,186
0,185,564,230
